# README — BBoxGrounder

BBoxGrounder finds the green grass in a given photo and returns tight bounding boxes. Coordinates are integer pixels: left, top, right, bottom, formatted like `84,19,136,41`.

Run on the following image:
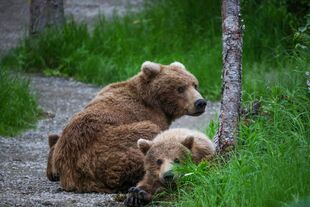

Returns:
163,52,310,207
1,0,304,100
0,70,40,136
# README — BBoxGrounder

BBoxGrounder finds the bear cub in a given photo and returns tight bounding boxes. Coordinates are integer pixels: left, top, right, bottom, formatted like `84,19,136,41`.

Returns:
125,128,215,207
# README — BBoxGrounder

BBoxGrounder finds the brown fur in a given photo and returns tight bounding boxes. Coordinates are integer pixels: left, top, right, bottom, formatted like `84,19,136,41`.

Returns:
125,128,215,206
46,61,206,193
48,134,59,148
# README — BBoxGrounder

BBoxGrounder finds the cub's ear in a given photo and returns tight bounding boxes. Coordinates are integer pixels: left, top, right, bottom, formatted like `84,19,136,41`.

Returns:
138,139,153,155
170,61,186,70
141,61,161,77
181,136,194,150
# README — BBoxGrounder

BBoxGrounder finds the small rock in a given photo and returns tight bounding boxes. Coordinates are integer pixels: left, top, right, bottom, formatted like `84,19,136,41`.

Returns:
13,158,22,161
55,187,64,193
40,110,56,119
42,201,53,206
113,193,126,202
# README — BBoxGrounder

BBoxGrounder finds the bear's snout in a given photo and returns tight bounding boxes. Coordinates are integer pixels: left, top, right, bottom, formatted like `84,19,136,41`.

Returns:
163,170,175,182
194,99,207,114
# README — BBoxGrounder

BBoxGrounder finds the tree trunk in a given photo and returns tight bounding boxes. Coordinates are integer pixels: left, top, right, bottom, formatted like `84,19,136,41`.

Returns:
29,0,64,36
213,0,243,153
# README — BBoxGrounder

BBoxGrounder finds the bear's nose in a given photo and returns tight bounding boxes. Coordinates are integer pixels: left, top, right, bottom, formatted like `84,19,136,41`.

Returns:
163,171,175,182
194,99,207,111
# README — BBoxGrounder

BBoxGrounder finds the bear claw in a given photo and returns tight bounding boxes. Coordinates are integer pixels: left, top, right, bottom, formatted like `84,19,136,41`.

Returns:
124,187,150,207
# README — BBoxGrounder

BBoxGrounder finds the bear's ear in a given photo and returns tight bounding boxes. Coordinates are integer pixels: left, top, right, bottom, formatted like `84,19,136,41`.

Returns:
170,61,186,70
138,139,153,155
141,61,161,77
181,136,194,150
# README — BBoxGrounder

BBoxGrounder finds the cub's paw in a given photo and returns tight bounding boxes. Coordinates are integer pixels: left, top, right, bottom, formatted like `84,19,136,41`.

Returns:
124,187,151,207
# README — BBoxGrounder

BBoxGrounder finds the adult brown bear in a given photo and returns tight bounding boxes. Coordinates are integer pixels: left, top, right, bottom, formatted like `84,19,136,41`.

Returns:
46,61,207,193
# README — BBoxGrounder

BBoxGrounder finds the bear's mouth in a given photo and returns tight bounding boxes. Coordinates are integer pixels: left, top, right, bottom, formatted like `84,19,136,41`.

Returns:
160,177,178,186
190,110,205,116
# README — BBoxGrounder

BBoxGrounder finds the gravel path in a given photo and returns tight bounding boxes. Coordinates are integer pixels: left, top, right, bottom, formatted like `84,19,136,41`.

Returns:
0,75,123,207
0,1,220,206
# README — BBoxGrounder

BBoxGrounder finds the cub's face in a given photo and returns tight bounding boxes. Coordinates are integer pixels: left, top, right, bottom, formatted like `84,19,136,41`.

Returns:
138,137,194,184
140,61,207,119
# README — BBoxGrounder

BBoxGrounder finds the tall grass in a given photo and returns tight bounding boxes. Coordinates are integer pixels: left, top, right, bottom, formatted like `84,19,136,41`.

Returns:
169,54,310,207
0,70,39,136
169,15,310,203
1,0,302,100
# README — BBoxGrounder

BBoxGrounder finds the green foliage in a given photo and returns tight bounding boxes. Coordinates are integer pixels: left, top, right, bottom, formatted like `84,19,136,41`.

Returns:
205,118,218,139
163,51,310,206
294,12,310,52
0,70,40,136
1,0,302,100
158,8,310,202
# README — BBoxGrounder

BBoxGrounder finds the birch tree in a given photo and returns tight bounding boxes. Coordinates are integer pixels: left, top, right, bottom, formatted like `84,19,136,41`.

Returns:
30,0,65,36
214,0,244,153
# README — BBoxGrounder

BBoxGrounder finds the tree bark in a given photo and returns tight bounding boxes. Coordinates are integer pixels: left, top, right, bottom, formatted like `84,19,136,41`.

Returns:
29,0,65,36
213,0,243,153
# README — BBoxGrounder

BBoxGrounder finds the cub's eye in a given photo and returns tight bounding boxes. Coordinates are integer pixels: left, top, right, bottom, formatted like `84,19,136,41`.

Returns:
174,158,180,164
177,86,185,93
156,159,163,165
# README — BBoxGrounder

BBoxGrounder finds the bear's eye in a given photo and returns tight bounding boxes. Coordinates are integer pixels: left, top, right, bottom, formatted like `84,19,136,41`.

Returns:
174,158,180,164
177,86,185,93
156,159,163,165
194,84,198,90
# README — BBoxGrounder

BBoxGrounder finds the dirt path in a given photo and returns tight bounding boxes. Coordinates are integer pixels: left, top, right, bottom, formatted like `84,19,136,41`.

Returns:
0,75,121,207
0,1,220,206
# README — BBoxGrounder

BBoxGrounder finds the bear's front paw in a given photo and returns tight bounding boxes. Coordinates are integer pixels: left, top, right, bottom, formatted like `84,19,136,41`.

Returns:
124,187,151,207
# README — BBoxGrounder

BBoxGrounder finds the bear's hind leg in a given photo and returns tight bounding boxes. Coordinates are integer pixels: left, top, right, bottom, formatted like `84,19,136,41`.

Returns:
97,121,161,192
103,147,145,192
